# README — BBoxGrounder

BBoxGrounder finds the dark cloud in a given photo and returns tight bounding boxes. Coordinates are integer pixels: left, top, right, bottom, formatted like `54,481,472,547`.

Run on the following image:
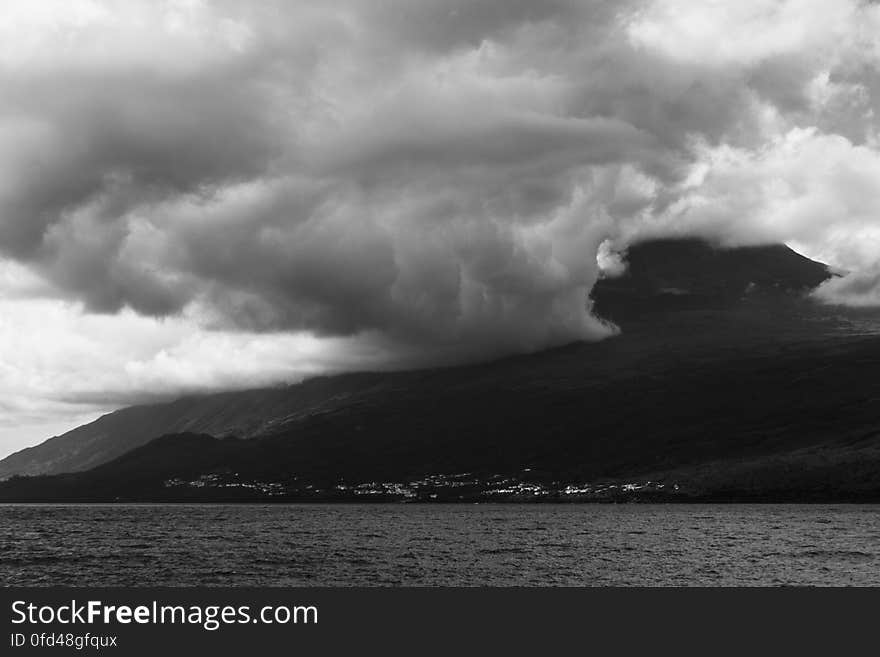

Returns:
1,0,880,366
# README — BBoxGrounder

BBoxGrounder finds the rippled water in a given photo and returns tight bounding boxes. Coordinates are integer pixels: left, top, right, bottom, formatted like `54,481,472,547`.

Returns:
2,504,879,586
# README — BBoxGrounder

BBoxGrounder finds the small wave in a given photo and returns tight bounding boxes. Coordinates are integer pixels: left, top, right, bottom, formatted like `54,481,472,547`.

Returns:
478,547,528,555
799,549,875,559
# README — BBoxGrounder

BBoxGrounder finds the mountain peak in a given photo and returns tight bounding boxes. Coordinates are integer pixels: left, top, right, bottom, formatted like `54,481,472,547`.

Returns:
592,238,831,321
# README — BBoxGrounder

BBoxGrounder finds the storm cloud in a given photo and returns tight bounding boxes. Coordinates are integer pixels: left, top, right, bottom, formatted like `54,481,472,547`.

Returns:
3,0,880,452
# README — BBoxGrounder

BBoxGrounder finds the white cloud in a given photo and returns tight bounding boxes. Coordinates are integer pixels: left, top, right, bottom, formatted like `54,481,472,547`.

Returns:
0,289,405,455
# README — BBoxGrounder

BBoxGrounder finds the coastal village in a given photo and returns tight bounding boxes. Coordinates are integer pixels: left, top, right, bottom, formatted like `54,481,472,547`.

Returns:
163,470,679,502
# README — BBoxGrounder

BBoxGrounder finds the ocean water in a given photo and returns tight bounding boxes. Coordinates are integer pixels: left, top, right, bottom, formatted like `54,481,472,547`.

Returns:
1,504,879,586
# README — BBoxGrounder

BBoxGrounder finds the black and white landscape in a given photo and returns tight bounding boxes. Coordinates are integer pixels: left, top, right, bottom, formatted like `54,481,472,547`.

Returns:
3,238,880,505
2,1,880,586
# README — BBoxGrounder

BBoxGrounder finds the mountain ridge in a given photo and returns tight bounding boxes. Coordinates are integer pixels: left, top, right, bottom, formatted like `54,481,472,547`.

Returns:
0,237,847,486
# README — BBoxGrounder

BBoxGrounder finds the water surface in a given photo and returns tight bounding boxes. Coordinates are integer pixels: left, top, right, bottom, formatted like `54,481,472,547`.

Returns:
2,504,878,586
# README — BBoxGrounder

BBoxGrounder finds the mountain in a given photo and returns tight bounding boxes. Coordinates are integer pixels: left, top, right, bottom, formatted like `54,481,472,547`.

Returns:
4,326,880,501
0,373,407,479
592,238,832,320
4,237,880,502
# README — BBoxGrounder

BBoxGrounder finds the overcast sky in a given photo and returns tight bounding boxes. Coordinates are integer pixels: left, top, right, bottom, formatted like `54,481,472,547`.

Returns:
2,0,880,457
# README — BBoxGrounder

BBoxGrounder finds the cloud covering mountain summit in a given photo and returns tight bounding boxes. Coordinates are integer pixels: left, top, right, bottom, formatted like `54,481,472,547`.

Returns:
2,0,880,451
